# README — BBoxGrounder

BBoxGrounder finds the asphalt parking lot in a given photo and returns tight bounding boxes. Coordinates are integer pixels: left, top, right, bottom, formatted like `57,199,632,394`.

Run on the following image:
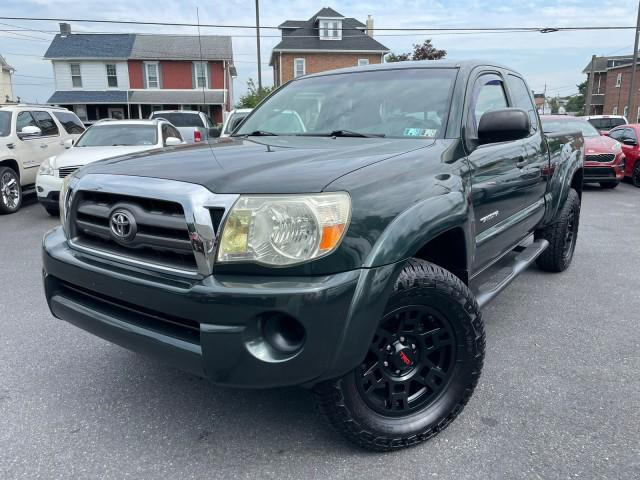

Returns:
1,184,639,480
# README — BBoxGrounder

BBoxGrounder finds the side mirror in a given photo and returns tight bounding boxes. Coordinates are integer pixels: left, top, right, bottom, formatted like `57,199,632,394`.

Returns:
164,136,183,146
64,138,74,149
208,126,221,138
477,108,530,145
18,125,42,139
622,138,638,146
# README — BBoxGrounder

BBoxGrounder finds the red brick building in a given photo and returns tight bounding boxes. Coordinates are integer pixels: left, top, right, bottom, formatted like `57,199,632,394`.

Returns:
270,7,389,87
583,54,640,121
45,25,235,123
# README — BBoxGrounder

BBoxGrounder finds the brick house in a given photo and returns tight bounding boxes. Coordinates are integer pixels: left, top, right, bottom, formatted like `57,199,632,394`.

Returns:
270,7,389,87
44,24,235,123
583,54,638,118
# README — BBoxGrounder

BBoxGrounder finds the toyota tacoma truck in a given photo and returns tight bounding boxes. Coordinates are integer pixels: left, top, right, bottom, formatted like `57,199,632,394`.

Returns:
42,60,584,451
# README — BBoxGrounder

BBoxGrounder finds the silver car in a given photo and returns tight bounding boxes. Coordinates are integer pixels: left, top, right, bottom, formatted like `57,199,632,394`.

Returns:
149,110,219,143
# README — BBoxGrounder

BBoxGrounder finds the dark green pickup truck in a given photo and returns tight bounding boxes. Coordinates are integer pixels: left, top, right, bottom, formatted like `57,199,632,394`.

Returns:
43,60,584,451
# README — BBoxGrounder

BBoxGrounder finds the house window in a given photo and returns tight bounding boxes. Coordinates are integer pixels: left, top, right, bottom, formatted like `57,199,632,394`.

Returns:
616,73,622,88
294,58,305,78
194,61,208,88
596,74,601,94
145,62,159,89
613,106,618,115
70,63,82,88
319,20,341,40
357,59,369,67
106,64,118,88
624,105,629,118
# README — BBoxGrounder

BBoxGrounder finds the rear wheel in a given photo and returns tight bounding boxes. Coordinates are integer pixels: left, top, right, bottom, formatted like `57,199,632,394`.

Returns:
314,259,485,451
600,181,619,189
535,188,580,272
0,167,22,214
632,163,640,187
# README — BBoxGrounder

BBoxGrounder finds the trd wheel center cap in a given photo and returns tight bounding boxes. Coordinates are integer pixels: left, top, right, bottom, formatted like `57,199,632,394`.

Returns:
390,343,415,372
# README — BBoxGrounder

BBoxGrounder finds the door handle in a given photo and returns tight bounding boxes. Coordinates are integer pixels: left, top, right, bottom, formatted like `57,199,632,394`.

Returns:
40,144,48,148
516,158,527,169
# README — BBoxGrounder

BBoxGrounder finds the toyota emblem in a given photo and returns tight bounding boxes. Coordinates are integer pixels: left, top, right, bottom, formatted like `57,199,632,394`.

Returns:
109,209,137,243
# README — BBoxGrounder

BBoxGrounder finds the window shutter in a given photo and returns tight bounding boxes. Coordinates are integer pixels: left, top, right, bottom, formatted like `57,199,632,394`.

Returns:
206,62,211,89
157,63,163,89
142,64,148,89
191,63,196,89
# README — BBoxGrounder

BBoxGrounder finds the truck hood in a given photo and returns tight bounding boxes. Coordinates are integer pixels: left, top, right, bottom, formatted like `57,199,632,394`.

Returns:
54,145,159,168
79,136,436,194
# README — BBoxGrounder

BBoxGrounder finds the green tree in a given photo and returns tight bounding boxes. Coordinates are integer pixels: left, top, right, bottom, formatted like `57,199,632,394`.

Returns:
386,39,447,63
565,80,586,115
236,78,274,109
549,97,560,114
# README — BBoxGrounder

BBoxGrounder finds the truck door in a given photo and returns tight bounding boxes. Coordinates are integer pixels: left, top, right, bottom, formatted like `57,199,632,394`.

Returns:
466,73,534,272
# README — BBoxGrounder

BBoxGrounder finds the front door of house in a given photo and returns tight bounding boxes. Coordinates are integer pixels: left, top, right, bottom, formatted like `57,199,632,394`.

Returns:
108,108,125,120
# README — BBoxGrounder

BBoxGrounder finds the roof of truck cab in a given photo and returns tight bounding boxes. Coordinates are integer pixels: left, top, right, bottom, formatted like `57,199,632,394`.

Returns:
302,59,516,79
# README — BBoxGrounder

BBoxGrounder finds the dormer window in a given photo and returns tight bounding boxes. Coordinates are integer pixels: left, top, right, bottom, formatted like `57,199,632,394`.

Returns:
319,20,342,40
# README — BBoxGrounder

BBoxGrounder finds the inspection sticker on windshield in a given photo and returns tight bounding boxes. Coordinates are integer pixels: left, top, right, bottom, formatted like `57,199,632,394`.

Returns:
403,128,437,137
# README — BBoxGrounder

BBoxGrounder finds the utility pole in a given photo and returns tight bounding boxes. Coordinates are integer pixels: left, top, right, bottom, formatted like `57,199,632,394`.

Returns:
627,0,640,121
255,0,262,91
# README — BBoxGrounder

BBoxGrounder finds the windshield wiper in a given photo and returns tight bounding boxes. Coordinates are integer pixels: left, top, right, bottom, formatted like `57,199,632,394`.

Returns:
328,130,385,138
244,130,278,137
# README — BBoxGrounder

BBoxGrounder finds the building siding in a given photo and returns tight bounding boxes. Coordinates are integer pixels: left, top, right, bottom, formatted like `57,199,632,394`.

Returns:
162,61,193,89
0,69,12,101
211,62,224,89
128,60,144,89
276,52,382,85
53,60,129,90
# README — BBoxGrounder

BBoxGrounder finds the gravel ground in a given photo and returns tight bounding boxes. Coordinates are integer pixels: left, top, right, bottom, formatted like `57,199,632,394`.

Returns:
1,184,639,480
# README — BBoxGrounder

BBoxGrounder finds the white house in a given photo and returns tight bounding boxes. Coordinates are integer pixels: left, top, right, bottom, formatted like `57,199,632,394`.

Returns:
1,54,15,103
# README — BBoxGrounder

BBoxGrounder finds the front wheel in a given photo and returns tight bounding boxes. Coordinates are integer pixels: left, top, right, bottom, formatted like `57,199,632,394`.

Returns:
632,163,640,187
0,167,22,214
314,259,485,451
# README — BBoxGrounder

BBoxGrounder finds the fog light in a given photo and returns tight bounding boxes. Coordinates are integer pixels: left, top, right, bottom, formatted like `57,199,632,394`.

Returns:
262,313,305,354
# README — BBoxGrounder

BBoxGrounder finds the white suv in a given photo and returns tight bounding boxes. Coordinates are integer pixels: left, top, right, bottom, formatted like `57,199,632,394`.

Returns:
36,119,184,215
0,104,85,214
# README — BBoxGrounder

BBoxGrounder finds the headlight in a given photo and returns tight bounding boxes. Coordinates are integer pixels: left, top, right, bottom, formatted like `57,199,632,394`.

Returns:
611,142,622,152
217,192,351,266
38,156,56,176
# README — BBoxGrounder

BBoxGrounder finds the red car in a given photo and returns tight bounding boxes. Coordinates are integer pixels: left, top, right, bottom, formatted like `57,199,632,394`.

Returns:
606,124,640,187
541,115,625,189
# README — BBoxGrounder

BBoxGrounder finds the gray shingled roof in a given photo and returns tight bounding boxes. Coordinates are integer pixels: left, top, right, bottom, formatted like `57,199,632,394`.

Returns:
130,35,233,61
44,34,135,59
129,90,224,104
44,33,232,61
272,8,387,60
47,90,129,104
582,55,633,73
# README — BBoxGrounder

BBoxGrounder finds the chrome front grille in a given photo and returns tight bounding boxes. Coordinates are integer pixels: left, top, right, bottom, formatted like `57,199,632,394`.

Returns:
58,166,80,178
65,175,238,277
586,153,615,163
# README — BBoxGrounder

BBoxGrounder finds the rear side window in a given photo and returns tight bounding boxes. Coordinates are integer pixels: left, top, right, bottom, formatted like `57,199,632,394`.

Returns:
53,111,85,134
33,111,59,136
506,75,538,132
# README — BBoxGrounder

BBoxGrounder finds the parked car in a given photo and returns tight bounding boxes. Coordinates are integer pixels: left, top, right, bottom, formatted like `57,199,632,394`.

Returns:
149,110,219,143
607,124,640,186
541,115,625,188
0,104,85,214
36,118,184,215
43,60,583,451
581,114,628,134
220,108,252,137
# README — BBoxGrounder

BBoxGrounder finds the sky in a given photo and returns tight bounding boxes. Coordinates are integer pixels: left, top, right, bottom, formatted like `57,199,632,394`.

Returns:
1,0,639,104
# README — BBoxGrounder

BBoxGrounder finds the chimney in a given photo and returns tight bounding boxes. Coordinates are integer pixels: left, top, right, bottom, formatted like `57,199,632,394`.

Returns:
366,15,374,37
59,23,71,37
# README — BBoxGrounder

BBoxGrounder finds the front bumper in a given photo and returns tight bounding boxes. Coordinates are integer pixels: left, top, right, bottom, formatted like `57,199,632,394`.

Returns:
583,163,625,183
42,227,400,388
36,174,63,205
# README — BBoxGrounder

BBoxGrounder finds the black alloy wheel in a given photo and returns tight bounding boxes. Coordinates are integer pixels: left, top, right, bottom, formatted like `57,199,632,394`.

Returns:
356,305,456,416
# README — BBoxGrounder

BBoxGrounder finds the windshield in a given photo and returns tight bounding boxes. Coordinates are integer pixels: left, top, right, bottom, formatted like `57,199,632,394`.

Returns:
151,112,204,128
542,119,600,137
236,68,457,138
224,112,250,134
0,111,11,137
76,124,158,147
587,117,626,130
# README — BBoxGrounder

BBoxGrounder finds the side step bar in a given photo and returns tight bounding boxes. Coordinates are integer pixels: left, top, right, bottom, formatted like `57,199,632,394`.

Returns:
472,239,549,309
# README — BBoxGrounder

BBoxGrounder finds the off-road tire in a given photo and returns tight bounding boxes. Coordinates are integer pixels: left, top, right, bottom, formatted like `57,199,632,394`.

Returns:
0,166,22,214
314,259,485,451
632,163,640,187
599,181,619,189
535,188,580,272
